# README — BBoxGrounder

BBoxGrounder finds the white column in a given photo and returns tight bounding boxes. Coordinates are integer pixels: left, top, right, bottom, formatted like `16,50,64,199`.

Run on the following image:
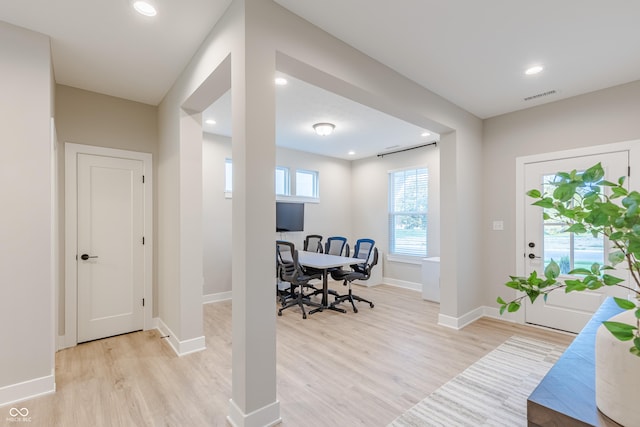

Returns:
228,0,280,425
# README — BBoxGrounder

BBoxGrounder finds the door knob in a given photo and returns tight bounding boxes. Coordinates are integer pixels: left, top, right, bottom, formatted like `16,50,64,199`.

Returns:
528,253,541,259
80,254,98,260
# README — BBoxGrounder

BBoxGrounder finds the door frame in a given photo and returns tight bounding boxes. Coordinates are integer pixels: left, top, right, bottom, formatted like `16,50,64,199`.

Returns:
513,139,639,326
63,143,153,348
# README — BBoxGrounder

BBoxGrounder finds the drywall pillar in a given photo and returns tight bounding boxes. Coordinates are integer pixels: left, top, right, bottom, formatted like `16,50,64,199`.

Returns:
0,22,55,406
227,0,280,425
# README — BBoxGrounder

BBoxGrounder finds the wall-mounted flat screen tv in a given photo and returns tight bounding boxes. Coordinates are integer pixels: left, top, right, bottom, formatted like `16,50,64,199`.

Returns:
276,202,304,232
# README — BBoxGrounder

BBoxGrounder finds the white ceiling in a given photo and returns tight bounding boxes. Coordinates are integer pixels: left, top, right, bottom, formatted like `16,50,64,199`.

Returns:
2,1,640,158
202,74,438,160
276,0,640,119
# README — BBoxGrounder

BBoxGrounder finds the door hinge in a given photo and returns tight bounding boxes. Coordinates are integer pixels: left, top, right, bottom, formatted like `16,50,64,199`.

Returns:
142,236,145,245
142,298,145,307
142,175,145,183
629,166,631,177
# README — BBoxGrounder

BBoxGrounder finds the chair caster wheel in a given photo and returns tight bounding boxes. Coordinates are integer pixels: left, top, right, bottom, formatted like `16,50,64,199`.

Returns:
370,303,374,308
303,314,307,319
278,311,283,316
354,308,358,313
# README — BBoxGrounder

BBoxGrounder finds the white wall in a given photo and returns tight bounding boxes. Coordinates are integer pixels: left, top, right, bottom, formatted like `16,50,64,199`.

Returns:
202,133,233,296
0,21,54,404
352,145,440,286
482,80,640,309
202,133,352,296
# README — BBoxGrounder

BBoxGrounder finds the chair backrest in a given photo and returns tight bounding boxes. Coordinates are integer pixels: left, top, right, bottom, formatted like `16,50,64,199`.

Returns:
276,240,302,283
303,234,323,253
352,238,375,273
325,236,349,256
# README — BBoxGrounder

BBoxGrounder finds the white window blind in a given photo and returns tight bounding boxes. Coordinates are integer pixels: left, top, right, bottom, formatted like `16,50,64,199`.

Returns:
389,167,428,257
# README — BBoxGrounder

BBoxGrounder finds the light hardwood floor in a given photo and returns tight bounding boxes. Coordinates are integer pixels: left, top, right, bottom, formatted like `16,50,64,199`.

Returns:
12,284,573,427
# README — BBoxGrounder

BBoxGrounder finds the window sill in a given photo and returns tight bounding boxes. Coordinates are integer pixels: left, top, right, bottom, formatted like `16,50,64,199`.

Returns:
386,254,424,265
276,195,320,204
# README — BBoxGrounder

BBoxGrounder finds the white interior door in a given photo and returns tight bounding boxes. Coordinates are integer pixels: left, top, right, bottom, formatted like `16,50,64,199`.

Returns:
524,151,630,333
77,153,144,342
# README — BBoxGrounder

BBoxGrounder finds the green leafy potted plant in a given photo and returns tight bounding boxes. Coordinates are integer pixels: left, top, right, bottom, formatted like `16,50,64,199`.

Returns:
497,162,639,426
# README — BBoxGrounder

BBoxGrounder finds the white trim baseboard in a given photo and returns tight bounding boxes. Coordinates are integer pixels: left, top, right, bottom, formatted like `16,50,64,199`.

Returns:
0,374,55,408
382,277,421,292
438,306,486,330
227,398,281,427
156,318,206,357
439,305,524,330
203,291,232,304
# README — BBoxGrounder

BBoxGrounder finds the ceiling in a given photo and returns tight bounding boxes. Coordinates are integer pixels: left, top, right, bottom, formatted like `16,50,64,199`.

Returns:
2,1,640,159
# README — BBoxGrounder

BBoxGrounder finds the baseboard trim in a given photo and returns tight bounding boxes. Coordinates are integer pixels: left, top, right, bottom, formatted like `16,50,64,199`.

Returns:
0,374,55,408
438,306,486,330
382,277,421,292
203,291,232,304
227,398,281,427
156,319,206,357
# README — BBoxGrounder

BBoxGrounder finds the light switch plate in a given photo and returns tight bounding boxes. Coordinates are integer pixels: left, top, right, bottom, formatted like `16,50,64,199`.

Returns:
493,220,504,231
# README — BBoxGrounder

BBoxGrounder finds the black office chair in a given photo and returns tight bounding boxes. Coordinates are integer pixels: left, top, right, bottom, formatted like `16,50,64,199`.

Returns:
325,236,349,257
276,240,323,319
303,234,323,253
330,238,377,313
306,236,351,299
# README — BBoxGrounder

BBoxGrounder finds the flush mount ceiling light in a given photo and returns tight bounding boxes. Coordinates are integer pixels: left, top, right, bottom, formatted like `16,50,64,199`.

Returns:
205,119,216,125
313,122,335,136
421,131,431,137
275,77,288,86
133,1,157,17
348,150,356,156
525,65,544,75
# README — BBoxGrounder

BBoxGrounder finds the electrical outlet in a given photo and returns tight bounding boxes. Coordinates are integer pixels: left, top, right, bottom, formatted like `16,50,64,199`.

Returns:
493,220,504,231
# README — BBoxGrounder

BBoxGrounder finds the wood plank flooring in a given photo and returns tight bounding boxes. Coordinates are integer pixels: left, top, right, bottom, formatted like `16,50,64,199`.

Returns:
13,284,573,427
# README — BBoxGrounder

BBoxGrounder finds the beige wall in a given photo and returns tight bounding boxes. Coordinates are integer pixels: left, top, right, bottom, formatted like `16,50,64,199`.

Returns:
0,21,54,399
482,80,640,309
55,85,158,331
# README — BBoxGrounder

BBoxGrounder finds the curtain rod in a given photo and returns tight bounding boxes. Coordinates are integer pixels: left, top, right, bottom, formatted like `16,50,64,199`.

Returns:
377,141,437,158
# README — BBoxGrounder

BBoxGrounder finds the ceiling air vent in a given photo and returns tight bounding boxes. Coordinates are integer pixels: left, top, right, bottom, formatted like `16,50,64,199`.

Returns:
524,90,557,102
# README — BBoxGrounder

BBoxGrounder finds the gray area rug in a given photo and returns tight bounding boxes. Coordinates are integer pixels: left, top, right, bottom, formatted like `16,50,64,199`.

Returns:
388,336,567,427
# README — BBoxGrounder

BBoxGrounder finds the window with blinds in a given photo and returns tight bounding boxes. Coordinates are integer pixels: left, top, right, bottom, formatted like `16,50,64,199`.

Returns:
389,167,428,257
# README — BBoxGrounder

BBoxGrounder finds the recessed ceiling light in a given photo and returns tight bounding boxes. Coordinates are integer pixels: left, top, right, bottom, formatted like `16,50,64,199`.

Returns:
421,132,431,137
275,77,288,86
205,119,216,125
525,65,544,75
133,1,157,17
348,150,356,156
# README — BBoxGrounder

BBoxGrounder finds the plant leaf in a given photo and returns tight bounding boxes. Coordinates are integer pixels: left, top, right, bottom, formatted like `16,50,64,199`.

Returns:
568,268,591,275
602,321,637,341
507,302,521,313
532,198,554,209
527,189,542,198
613,297,636,310
582,163,605,183
544,259,560,280
565,223,587,234
602,274,625,286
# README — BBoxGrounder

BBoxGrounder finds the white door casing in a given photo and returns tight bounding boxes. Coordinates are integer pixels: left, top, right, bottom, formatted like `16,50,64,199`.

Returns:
64,144,152,348
523,152,629,333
